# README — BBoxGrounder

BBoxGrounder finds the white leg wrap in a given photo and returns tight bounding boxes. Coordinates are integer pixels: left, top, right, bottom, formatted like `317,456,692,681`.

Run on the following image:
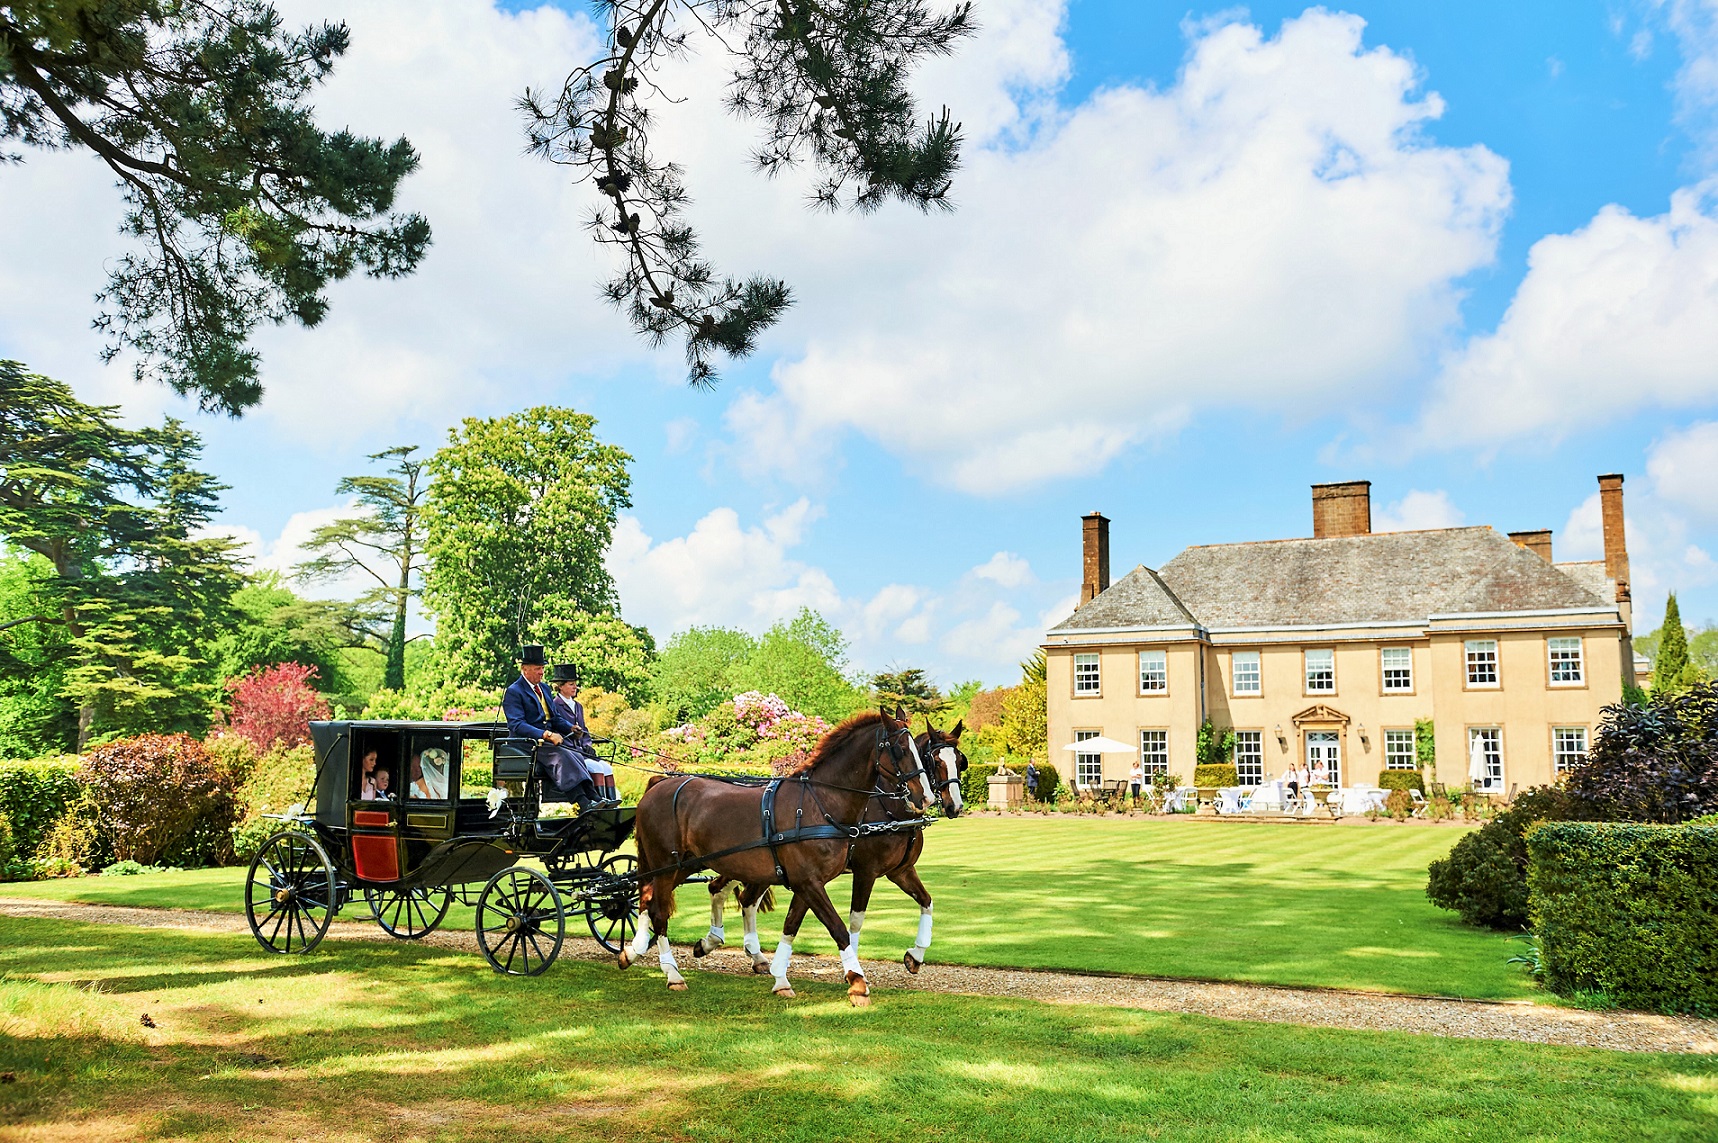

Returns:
770,939,793,988
839,942,863,978
742,906,761,957
658,935,684,983
630,915,653,957
916,906,934,949
703,924,725,948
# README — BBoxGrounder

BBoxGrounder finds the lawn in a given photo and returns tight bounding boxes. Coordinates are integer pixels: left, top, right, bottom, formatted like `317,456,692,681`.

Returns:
1,916,1714,1142
1,817,1537,999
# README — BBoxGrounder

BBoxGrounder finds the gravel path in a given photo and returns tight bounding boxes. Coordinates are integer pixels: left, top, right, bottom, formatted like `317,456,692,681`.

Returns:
4,897,1714,1055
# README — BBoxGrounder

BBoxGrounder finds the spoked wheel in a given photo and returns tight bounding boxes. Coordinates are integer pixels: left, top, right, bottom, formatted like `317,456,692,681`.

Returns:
586,853,639,954
476,867,564,976
245,831,337,955
365,885,452,940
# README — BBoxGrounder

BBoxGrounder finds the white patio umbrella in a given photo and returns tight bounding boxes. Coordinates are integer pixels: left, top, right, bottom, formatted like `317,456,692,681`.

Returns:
1062,736,1137,754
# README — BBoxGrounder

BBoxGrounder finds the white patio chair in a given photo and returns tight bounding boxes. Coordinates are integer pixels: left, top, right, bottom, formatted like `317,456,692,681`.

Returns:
1408,789,1429,819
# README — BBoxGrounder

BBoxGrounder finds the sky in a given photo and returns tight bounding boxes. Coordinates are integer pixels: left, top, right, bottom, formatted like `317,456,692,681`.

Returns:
4,0,1718,688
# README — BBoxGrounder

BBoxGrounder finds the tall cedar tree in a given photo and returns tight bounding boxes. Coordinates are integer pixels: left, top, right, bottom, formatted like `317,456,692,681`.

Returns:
871,666,946,718
1656,593,1691,697
519,0,972,386
296,446,427,692
422,407,645,689
0,2,429,414
0,361,242,748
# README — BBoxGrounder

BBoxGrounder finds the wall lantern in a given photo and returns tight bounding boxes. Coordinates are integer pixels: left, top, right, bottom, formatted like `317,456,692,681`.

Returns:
1357,723,1370,748
1273,724,1286,749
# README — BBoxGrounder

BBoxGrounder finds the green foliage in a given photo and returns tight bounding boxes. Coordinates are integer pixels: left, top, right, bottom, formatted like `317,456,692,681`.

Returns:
1001,677,1046,758
361,678,503,722
1566,681,1718,822
1029,761,1060,801
422,407,634,689
870,667,946,718
1376,770,1425,794
742,610,862,722
1020,651,1047,686
1194,764,1238,788
1653,593,1694,697
651,626,758,721
536,605,655,706
0,3,429,413
0,757,81,859
1197,719,1236,772
205,573,373,704
0,551,75,755
295,446,427,692
0,812,16,880
960,763,999,808
1414,718,1436,771
1426,787,1591,929
1527,822,1718,1014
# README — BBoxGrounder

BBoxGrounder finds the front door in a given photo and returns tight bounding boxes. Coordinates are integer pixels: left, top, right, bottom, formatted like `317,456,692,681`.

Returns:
1306,731,1341,786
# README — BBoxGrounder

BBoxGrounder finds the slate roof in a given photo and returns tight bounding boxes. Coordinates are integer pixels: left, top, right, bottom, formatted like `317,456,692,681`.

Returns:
1554,561,1614,603
1050,527,1615,633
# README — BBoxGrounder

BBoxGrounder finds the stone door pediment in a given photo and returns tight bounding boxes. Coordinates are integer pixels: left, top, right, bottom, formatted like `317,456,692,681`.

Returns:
1291,704,1349,727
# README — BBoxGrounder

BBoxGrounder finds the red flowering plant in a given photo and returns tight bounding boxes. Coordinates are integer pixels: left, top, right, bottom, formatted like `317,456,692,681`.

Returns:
219,662,330,754
80,734,240,865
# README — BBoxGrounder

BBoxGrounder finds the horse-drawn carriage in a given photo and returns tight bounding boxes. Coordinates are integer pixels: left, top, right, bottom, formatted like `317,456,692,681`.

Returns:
244,719,640,976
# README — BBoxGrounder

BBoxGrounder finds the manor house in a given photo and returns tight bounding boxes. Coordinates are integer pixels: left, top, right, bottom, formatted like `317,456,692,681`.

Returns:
1043,477,1636,796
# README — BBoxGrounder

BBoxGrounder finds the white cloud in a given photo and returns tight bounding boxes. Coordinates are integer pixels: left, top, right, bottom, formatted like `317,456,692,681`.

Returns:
723,7,1509,492
1561,481,1716,628
1646,420,1718,522
1658,0,1718,158
1422,184,1718,443
972,551,1035,588
1374,489,1465,532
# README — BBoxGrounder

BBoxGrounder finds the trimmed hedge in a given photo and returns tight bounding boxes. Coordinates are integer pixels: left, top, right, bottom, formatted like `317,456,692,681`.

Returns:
1193,764,1237,788
1376,770,1425,794
1526,822,1718,1014
0,758,81,857
960,763,999,808
1030,762,1060,802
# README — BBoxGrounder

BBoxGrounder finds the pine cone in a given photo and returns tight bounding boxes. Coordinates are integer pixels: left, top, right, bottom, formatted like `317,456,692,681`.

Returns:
616,24,635,48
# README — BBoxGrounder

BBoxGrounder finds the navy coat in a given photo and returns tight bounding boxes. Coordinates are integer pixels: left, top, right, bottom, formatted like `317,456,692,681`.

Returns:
502,675,573,741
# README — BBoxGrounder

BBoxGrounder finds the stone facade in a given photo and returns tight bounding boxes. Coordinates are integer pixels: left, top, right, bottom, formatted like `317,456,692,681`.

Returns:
1044,477,1634,797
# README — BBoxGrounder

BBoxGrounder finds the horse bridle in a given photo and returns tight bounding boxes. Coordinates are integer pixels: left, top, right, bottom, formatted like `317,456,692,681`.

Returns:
921,733,968,796
874,719,931,807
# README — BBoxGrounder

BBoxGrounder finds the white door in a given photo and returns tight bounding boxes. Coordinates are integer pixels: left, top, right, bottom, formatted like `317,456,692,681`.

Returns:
1306,732,1341,786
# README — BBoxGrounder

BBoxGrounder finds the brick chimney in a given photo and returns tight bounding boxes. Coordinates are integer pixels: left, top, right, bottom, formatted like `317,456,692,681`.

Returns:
1311,481,1372,539
1598,473,1630,603
1081,511,1110,605
1508,529,1553,562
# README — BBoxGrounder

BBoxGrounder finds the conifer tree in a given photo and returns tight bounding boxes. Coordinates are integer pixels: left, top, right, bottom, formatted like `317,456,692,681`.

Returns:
520,0,973,386
1655,593,1690,699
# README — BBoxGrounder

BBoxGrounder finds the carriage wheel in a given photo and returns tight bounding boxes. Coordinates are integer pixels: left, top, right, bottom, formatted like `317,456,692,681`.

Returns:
245,831,337,955
585,854,639,954
476,867,564,977
364,885,452,940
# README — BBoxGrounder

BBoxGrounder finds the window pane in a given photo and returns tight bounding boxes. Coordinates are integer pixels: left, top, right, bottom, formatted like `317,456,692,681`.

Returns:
1465,640,1498,686
1232,651,1261,695
1468,727,1503,790
1553,727,1587,773
407,733,456,802
1139,649,1167,693
1548,637,1584,684
1074,653,1101,695
1139,730,1169,777
1075,729,1102,787
1233,730,1263,785
1384,728,1416,770
1381,646,1413,692
1305,648,1334,693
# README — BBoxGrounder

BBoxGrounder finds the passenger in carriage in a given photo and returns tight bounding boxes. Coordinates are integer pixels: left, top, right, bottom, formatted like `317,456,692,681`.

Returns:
503,645,598,811
357,748,381,800
367,767,394,801
549,664,619,807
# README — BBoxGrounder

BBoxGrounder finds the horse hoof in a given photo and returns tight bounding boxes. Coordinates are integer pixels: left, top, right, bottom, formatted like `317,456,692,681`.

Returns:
903,952,922,975
774,986,795,998
617,950,633,970
692,942,708,958
668,982,688,992
751,958,770,975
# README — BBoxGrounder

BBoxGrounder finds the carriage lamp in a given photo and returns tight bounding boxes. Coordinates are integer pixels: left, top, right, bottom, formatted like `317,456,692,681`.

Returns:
1273,724,1286,748
1358,724,1370,749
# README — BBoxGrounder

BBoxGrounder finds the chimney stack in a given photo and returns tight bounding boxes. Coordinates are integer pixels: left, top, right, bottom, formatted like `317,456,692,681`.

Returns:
1311,481,1372,539
1598,474,1630,603
1081,511,1110,605
1508,529,1553,562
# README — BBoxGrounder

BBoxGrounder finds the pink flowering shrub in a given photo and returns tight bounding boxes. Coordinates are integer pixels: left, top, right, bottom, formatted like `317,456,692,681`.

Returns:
732,691,830,750
220,662,330,754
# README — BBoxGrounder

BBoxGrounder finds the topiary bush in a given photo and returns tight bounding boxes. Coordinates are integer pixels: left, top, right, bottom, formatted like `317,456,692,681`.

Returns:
81,734,242,866
1527,822,1718,1014
0,757,82,859
1193,763,1238,788
1377,770,1425,794
1030,760,1060,802
1426,787,1590,929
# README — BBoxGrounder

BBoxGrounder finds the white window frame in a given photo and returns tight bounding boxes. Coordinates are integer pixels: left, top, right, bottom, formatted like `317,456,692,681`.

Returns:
1553,726,1588,774
1073,652,1101,696
1232,651,1261,696
1465,640,1499,688
1233,730,1263,786
1139,729,1169,779
1074,730,1103,788
1380,646,1413,693
1138,649,1168,694
1304,648,1335,694
1468,727,1504,792
1305,730,1341,786
1383,728,1417,771
1547,637,1584,686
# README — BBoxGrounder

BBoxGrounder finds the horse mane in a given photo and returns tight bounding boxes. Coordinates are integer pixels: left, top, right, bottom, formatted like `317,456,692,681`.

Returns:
780,710,885,776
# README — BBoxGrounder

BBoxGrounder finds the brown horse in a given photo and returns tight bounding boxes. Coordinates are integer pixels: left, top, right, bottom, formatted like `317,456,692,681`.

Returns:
695,720,967,974
620,707,928,1005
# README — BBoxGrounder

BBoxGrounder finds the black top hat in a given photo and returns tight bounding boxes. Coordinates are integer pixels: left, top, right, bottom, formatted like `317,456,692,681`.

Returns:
550,663,580,685
518,644,548,666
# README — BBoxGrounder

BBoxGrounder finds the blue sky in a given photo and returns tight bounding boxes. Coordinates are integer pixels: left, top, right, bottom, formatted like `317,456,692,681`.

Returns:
3,0,1716,687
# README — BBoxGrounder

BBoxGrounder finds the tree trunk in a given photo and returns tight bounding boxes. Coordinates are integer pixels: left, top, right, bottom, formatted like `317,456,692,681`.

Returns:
384,534,413,692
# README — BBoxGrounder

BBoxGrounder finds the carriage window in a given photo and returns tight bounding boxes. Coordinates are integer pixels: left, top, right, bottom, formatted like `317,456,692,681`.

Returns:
350,733,402,802
407,733,457,802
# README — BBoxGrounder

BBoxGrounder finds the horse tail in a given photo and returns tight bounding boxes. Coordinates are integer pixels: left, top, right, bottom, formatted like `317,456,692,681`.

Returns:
752,886,776,914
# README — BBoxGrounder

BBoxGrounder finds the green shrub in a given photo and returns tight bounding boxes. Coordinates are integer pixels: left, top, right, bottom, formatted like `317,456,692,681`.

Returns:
1193,764,1237,788
1527,822,1718,1014
34,793,108,874
960,763,999,808
1385,788,1413,821
1426,787,1589,929
0,812,16,880
1377,770,1425,794
1030,761,1060,802
0,757,82,858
